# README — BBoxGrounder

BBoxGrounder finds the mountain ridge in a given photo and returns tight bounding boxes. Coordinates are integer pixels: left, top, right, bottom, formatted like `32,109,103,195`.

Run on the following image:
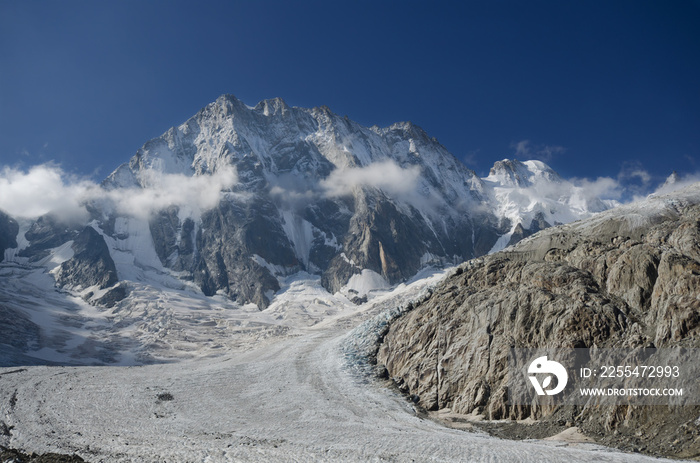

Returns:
6,95,614,310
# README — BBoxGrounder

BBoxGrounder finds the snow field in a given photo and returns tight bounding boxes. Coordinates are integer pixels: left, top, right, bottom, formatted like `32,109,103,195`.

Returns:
0,264,680,462
0,330,678,463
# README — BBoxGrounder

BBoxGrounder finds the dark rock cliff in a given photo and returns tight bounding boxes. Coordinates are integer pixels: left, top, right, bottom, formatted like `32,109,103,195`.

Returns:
377,185,700,459
0,210,19,262
54,227,125,307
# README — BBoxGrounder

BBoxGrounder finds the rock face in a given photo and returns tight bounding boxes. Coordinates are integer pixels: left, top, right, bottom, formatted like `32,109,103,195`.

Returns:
55,226,118,290
18,215,80,262
54,227,124,306
0,210,19,262
0,445,86,463
377,184,700,458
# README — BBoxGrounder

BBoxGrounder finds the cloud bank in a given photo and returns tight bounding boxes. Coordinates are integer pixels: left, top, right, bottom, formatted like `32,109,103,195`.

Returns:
320,160,421,198
0,164,238,222
1,159,697,230
106,166,238,220
0,164,98,221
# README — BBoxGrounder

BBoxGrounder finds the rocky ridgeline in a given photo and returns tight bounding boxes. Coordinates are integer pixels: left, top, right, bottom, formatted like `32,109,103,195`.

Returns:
377,184,700,459
0,445,86,463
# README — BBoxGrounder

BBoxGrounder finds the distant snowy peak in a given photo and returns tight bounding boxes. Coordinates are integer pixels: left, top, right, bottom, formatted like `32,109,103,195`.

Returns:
484,159,562,188
479,158,617,254
482,157,614,215
652,170,700,197
662,171,680,188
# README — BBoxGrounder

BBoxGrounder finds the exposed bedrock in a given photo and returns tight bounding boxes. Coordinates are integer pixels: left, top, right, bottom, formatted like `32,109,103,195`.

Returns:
377,186,700,458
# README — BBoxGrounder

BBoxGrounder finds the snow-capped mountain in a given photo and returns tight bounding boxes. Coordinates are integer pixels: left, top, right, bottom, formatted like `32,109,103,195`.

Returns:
4,95,612,312
483,159,619,252
96,95,498,308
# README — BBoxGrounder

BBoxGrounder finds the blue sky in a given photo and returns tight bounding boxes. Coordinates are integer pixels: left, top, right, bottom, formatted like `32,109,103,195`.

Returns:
1,0,698,190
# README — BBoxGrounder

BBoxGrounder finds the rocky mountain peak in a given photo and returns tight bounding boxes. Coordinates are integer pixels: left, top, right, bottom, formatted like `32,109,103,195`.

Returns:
663,170,680,187
7,96,618,309
486,158,560,188
253,96,290,116
211,93,250,116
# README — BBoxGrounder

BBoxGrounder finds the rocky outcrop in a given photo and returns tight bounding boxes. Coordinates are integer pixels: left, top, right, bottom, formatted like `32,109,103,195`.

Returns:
321,194,483,294
506,212,550,247
0,445,87,463
149,207,197,272
18,215,80,262
0,210,19,262
54,227,122,306
377,184,700,458
194,197,296,307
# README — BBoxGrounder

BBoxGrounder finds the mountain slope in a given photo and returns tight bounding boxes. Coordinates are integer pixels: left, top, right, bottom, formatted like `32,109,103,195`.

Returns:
376,182,700,459
0,95,624,366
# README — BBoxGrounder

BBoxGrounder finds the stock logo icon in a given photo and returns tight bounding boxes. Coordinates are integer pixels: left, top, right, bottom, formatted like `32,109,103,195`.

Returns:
528,356,568,396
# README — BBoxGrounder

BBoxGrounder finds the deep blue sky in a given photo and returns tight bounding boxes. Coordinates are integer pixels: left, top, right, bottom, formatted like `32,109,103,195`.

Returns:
1,0,698,185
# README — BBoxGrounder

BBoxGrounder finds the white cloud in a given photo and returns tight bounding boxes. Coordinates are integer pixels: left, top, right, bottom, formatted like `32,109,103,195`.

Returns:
616,161,652,190
570,176,624,201
511,140,566,162
320,160,421,198
0,163,238,223
462,150,480,167
107,166,238,220
0,164,98,222
624,169,651,185
267,173,317,210
571,168,700,204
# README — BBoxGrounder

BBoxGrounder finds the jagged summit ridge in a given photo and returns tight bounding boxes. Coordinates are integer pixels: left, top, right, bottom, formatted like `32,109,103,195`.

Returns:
107,94,472,182
13,95,614,309
486,158,562,187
